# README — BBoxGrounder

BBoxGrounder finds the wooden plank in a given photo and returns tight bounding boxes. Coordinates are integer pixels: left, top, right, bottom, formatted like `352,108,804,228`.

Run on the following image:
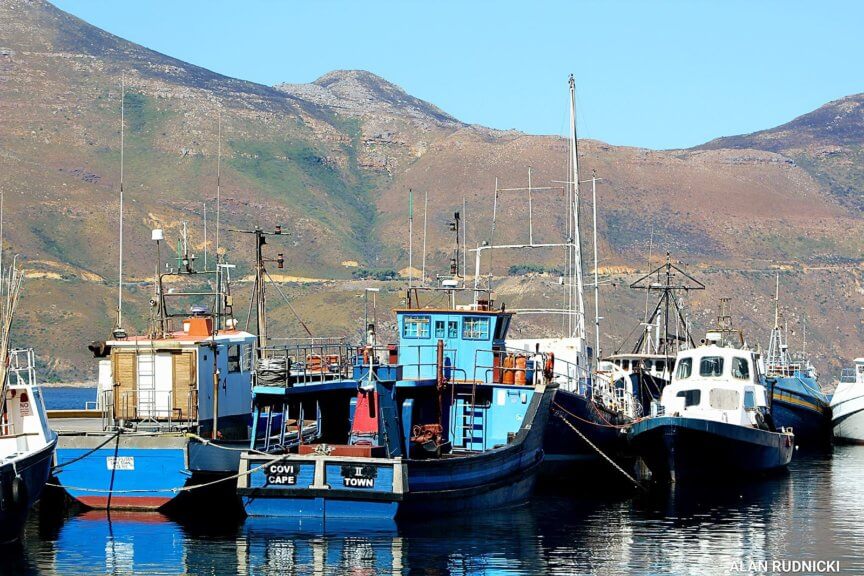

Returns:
172,351,196,421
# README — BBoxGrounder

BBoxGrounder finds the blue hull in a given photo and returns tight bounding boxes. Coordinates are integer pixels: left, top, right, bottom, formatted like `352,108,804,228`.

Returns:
0,437,56,543
770,378,832,446
240,384,554,520
628,416,794,482
54,436,189,511
543,388,627,469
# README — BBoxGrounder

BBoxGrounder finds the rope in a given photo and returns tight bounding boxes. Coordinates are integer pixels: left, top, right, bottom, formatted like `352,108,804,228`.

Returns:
51,431,122,473
47,453,291,495
552,408,646,492
553,400,628,430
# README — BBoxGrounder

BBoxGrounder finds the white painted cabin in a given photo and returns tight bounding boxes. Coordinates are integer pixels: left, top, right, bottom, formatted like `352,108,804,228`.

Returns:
658,344,771,428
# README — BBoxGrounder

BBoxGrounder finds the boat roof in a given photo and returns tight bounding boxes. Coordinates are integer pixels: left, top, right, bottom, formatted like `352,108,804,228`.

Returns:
107,329,255,347
395,308,511,316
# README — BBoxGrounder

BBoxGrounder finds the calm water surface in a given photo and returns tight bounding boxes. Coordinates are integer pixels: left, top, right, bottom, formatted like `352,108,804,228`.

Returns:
13,388,864,575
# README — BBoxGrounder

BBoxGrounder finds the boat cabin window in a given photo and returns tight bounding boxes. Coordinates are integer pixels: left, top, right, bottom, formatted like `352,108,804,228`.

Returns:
676,389,701,407
228,344,241,373
448,321,459,339
744,389,756,410
463,317,491,340
699,356,724,378
403,315,431,339
709,388,739,410
675,358,692,379
732,357,750,380
655,360,665,373
435,320,445,338
622,359,630,370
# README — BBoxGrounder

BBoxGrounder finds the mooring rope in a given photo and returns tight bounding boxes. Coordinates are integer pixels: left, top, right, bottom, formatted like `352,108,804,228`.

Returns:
552,408,647,492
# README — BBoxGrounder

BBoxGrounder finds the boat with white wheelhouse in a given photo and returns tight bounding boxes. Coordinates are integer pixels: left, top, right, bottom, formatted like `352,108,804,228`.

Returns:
831,358,864,444
1,349,57,543
628,332,794,482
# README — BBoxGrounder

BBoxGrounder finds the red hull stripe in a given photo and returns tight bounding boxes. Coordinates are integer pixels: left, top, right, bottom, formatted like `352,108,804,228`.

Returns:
77,496,172,511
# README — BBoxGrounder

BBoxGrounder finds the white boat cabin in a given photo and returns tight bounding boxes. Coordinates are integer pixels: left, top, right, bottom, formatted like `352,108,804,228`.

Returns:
659,344,769,427
1,350,55,463
100,315,256,432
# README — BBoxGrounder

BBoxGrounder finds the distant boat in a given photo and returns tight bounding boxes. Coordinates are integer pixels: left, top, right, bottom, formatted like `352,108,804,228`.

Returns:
762,274,831,446
831,359,864,444
628,313,794,482
1,349,58,543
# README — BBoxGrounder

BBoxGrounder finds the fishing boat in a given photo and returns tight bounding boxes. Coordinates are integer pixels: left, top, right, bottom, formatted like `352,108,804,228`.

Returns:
51,226,259,511
762,275,831,446
0,265,58,542
601,254,704,413
236,275,557,520
628,313,794,482
831,358,864,444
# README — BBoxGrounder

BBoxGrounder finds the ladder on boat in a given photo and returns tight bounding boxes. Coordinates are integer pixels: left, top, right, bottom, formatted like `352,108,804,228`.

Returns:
456,392,485,451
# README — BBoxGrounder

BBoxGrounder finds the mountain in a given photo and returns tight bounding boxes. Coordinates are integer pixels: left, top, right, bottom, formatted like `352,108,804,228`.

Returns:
1,0,864,382
696,94,864,209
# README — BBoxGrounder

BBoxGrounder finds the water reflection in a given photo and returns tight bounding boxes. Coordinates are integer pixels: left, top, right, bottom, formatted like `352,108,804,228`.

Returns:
7,450,864,574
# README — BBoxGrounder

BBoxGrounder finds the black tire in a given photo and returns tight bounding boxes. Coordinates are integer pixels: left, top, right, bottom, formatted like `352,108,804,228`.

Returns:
10,476,27,511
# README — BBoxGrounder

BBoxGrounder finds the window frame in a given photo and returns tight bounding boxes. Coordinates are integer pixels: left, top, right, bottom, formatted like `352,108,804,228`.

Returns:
402,315,431,339
699,356,725,378
676,389,701,407
227,344,241,373
462,316,491,341
732,357,750,380
676,358,693,380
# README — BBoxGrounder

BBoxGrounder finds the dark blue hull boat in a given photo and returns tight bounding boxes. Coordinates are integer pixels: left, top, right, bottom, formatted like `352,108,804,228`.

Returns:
0,437,57,543
543,388,627,471
770,377,832,447
238,381,555,520
628,416,794,483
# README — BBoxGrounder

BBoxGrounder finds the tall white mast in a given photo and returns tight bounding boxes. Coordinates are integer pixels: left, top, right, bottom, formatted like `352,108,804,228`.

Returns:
568,74,586,342
408,189,414,288
117,75,125,330
591,172,601,366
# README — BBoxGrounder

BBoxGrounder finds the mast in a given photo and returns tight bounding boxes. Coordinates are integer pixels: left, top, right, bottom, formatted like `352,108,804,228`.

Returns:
116,75,125,332
568,74,586,343
422,191,428,285
591,173,601,366
408,189,414,288
215,109,223,328
765,272,787,374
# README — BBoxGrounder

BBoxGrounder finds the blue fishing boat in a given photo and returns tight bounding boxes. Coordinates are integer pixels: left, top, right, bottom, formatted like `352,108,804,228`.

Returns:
236,285,556,521
629,322,794,482
52,226,259,511
763,275,831,446
1,348,58,543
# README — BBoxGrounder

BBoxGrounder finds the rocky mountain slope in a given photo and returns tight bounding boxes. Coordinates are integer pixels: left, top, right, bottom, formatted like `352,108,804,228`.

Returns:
1,0,863,381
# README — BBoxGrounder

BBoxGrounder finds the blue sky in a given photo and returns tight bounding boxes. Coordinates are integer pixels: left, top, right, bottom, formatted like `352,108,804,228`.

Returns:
53,0,863,149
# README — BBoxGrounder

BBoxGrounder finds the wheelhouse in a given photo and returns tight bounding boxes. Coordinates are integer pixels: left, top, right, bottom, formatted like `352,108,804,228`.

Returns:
659,345,768,426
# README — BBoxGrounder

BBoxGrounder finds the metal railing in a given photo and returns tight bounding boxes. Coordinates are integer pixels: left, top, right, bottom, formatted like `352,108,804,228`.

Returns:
113,390,194,431
256,341,354,386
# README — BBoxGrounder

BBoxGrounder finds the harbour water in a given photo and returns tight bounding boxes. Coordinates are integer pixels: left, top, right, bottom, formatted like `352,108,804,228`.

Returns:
6,446,862,575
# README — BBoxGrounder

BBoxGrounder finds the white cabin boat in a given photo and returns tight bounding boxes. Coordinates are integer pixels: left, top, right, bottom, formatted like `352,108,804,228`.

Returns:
831,358,864,444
